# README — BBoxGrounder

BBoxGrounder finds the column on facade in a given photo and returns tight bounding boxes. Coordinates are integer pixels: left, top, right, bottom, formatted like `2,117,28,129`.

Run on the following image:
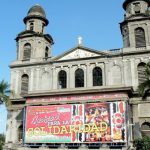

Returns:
7,110,19,143
35,68,40,90
147,24,150,48
5,110,12,143
101,63,105,86
130,58,137,88
67,65,71,89
123,59,132,86
29,69,34,91
15,70,20,97
104,61,110,86
69,65,75,88
52,66,57,89
49,66,53,90
83,65,87,88
129,25,136,48
121,60,125,85
86,63,92,88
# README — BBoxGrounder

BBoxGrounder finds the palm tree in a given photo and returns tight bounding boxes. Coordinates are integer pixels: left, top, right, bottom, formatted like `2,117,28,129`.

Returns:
0,80,12,106
138,62,150,98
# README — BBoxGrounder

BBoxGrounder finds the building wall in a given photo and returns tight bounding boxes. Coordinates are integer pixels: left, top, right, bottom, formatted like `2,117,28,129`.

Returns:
5,1,150,149
10,52,150,98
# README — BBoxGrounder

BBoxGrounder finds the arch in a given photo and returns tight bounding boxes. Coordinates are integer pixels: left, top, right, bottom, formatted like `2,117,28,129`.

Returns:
138,62,146,85
135,27,146,48
93,67,102,86
141,122,150,137
21,74,29,94
45,46,49,58
58,70,67,89
75,68,84,88
30,22,34,31
23,43,31,60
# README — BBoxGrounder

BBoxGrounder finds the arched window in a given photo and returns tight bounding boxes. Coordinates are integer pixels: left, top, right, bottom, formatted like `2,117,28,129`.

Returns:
93,67,102,86
45,47,49,58
30,22,34,31
75,68,84,88
138,62,146,85
21,74,29,94
141,122,150,137
135,27,146,48
23,43,31,60
58,70,67,89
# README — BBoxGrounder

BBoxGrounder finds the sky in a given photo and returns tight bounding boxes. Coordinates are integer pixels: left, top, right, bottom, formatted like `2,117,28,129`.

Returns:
0,0,125,133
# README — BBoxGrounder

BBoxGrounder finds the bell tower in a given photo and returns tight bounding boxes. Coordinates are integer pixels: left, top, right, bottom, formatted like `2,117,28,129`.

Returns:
120,0,150,49
15,4,54,62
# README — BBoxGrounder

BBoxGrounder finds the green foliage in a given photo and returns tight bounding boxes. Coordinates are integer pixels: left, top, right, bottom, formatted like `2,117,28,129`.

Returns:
0,79,12,106
138,62,150,98
134,136,150,150
0,134,5,150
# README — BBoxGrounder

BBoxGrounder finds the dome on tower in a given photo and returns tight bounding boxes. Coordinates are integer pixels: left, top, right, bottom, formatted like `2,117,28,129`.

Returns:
23,4,49,25
27,4,46,18
123,0,150,10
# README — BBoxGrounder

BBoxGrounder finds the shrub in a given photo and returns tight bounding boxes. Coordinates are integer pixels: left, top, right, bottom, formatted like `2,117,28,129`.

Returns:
134,136,150,150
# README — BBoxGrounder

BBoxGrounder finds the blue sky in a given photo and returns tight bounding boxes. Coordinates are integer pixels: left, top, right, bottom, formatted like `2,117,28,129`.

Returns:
0,0,124,133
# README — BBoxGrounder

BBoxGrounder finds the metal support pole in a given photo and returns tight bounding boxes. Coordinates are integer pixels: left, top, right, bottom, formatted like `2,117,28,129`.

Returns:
129,123,135,150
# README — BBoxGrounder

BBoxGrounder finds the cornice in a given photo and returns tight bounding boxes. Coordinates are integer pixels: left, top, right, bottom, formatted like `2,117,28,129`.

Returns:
23,86,133,98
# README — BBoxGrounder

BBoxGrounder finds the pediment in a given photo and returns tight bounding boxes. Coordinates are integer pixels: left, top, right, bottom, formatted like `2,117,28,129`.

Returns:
55,46,107,61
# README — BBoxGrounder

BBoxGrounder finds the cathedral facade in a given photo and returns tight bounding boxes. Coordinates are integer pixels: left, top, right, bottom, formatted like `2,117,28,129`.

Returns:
5,0,150,149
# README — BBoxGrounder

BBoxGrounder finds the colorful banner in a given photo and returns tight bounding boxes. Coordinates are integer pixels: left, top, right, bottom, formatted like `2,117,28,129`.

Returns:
24,101,127,143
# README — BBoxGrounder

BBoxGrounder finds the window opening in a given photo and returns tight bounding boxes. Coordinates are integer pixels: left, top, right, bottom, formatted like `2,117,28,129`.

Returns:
75,68,84,87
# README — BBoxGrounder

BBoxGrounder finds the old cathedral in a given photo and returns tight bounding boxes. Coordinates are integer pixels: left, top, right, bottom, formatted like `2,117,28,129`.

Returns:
4,0,150,149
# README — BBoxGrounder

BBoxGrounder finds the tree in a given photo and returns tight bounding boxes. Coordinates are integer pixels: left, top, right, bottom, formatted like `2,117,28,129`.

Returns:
0,80,12,106
0,134,5,150
138,62,150,98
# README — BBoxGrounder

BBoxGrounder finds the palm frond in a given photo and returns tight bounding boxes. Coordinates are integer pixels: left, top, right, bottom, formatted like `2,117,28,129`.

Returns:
0,80,12,106
138,61,150,98
138,78,150,97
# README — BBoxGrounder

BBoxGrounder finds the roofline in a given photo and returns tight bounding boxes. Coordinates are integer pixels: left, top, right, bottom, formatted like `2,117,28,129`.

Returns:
53,45,109,61
15,31,54,44
10,49,150,68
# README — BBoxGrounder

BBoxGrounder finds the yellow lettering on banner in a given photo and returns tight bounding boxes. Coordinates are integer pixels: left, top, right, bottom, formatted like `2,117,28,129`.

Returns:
91,124,99,133
40,127,46,135
48,126,52,134
60,126,68,134
99,122,108,132
83,124,91,133
34,127,41,135
53,126,60,134
27,128,33,136
69,125,76,133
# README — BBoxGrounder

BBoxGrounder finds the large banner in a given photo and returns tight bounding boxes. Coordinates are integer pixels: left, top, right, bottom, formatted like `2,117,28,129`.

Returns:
24,101,127,143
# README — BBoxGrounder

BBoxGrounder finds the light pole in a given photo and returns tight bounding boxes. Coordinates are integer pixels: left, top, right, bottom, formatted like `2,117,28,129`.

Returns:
129,123,135,150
